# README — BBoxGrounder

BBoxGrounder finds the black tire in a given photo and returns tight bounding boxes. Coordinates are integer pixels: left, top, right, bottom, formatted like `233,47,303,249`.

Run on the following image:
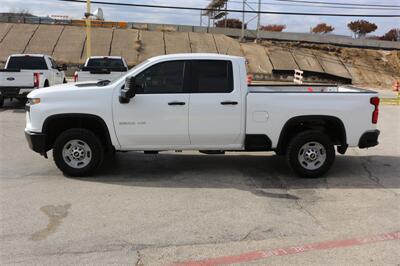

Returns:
44,80,49,87
53,128,104,177
63,78,67,83
0,96,4,108
286,130,335,178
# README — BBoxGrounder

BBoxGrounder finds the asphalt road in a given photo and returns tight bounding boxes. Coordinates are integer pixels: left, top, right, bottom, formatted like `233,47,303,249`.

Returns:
0,100,399,265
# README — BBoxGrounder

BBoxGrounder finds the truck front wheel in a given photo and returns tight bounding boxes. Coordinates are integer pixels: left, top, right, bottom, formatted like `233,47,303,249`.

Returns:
53,128,104,177
286,131,335,178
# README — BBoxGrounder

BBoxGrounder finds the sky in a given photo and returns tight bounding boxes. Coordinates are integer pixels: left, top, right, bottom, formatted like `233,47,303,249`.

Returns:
1,0,399,36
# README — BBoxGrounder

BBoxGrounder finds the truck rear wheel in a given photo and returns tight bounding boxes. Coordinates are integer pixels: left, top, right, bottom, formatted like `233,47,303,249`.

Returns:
53,128,104,177
0,96,4,107
286,131,335,178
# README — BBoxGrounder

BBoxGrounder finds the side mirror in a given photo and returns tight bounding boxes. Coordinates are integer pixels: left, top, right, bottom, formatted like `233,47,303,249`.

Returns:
119,77,137,104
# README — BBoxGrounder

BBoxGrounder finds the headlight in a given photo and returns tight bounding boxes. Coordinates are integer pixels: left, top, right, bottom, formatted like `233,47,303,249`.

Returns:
28,98,41,105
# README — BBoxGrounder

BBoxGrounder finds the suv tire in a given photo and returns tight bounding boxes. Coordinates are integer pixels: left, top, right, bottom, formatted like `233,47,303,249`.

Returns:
53,128,104,177
286,130,335,178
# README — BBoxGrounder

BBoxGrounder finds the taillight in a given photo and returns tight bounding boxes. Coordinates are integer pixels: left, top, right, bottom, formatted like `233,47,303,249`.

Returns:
73,72,78,82
247,74,253,85
33,73,40,88
370,97,379,124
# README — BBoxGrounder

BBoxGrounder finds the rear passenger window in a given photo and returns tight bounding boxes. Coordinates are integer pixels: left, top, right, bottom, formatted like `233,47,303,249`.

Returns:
135,61,185,94
192,60,233,93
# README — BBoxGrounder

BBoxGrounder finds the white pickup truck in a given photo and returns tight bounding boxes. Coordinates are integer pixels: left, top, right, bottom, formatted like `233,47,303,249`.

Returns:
73,56,128,82
25,54,380,178
0,54,66,107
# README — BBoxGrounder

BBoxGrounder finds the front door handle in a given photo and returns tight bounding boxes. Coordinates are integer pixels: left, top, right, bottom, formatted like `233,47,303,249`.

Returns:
220,101,238,105
168,101,186,106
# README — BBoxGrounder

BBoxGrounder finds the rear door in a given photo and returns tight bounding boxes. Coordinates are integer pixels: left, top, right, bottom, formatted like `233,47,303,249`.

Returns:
113,60,191,149
188,60,243,147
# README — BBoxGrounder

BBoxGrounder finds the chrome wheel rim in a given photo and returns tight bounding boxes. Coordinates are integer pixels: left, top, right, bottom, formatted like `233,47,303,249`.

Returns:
62,139,92,169
298,141,326,170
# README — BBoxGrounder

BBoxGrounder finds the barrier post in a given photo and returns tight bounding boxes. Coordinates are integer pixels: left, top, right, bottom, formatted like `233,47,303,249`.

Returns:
294,69,304,84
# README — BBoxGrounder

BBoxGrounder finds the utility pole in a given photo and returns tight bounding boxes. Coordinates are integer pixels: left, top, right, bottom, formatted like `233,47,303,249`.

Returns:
85,0,92,59
241,0,246,41
255,0,261,42
224,1,228,28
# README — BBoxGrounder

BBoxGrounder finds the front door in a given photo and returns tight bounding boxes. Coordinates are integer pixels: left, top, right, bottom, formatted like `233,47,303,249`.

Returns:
113,60,190,149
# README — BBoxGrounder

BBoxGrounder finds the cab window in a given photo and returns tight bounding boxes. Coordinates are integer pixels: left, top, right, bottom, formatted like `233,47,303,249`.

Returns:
191,60,233,93
134,61,185,94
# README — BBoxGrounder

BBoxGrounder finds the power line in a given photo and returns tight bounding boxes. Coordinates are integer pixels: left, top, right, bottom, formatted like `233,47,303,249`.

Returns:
227,0,400,10
274,0,400,8
59,0,400,17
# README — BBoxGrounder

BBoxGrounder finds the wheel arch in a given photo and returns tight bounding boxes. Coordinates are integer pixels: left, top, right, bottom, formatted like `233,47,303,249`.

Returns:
42,113,113,152
276,115,347,155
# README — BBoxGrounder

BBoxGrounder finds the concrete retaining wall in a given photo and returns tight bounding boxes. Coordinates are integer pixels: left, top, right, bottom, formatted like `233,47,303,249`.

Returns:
138,30,165,62
1,22,399,86
24,25,64,55
241,43,273,74
0,23,38,61
188,32,218,53
53,26,86,64
165,32,191,54
110,28,139,66
266,47,298,71
0,23,13,43
83,27,113,57
292,49,324,73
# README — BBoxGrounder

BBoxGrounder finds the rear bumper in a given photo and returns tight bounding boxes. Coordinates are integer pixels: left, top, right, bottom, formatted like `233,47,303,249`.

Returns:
25,130,46,154
359,130,380,149
0,87,34,98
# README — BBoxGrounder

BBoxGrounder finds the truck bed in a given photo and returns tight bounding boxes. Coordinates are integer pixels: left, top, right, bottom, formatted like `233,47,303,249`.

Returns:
248,84,376,94
246,84,378,149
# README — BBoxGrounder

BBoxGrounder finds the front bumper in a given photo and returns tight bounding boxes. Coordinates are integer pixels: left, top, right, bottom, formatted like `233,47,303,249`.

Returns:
25,130,46,155
359,130,380,148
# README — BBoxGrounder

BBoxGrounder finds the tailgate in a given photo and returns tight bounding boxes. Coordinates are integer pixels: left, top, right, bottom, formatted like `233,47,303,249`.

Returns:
0,71,34,88
77,71,124,82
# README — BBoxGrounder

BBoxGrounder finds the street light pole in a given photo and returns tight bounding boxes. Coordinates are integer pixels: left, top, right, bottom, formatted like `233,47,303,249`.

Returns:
85,0,92,59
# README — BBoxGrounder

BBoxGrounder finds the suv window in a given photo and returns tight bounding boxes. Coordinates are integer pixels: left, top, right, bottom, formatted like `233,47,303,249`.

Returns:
6,56,47,70
134,61,185,94
191,60,233,93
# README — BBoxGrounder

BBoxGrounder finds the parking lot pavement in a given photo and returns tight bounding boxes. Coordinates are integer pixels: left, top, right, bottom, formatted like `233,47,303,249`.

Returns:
0,99,399,265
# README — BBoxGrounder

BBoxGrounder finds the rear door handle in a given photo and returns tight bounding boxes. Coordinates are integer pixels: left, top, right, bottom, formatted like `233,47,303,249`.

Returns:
220,101,238,105
168,101,186,106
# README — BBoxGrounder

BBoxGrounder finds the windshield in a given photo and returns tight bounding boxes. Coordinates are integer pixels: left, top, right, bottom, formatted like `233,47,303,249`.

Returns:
107,59,150,86
7,56,47,70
